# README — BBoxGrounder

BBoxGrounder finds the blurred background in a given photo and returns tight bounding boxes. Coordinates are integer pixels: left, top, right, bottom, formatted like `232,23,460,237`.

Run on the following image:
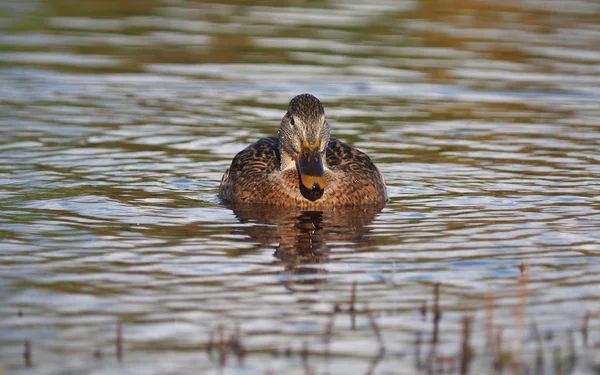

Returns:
1,0,600,374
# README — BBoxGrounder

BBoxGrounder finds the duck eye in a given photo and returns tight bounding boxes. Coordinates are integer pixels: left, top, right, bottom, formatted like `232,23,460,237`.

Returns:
290,117,295,126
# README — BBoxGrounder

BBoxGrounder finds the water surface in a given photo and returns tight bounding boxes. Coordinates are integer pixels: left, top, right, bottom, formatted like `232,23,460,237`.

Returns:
1,0,600,374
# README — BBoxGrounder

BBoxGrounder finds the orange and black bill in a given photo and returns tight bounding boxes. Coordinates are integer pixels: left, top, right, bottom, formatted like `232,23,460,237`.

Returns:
297,140,326,201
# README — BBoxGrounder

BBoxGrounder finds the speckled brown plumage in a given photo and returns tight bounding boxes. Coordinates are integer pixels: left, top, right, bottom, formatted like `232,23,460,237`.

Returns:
219,136,386,208
219,94,387,209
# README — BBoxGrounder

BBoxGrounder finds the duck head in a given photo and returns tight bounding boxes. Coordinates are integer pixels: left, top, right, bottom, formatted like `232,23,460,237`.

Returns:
278,94,331,202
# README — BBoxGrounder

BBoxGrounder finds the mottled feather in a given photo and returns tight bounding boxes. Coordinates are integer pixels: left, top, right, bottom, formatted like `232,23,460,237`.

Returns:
219,136,387,209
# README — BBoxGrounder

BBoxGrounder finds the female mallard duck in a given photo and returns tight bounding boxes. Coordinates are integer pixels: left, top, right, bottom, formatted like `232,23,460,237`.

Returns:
219,93,386,209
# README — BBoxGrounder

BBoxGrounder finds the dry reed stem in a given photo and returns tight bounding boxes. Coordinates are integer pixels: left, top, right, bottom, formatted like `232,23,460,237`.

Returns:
24,340,31,367
426,283,441,373
582,310,590,347
365,349,385,375
494,326,504,373
350,281,357,330
365,303,385,354
323,305,336,354
230,322,245,364
116,321,123,363
206,330,214,359
568,329,576,372
217,324,227,366
433,282,441,344
486,293,495,351
460,315,473,375
514,263,528,358
301,341,309,364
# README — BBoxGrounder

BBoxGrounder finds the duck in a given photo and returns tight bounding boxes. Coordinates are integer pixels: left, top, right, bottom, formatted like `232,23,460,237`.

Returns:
219,93,386,209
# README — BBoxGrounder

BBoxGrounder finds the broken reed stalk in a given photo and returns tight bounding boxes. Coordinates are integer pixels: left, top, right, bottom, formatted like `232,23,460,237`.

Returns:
323,305,336,354
24,340,31,367
426,283,441,372
116,321,123,363
494,326,504,372
485,294,494,352
515,263,528,358
206,330,214,359
582,310,590,347
301,341,309,363
217,324,225,352
420,301,427,321
365,303,385,354
460,316,473,375
230,322,245,365
350,281,357,330
303,362,315,375
433,282,441,344
365,349,385,375
217,324,226,366
568,329,576,372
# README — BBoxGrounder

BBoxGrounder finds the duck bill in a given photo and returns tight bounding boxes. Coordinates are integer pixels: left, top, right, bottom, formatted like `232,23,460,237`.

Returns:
297,141,326,201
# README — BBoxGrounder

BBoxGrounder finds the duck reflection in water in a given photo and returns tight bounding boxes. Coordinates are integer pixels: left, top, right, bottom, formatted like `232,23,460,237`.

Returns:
228,203,384,293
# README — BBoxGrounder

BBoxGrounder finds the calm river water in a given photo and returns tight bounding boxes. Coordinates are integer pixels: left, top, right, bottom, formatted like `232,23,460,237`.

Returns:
1,0,599,374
